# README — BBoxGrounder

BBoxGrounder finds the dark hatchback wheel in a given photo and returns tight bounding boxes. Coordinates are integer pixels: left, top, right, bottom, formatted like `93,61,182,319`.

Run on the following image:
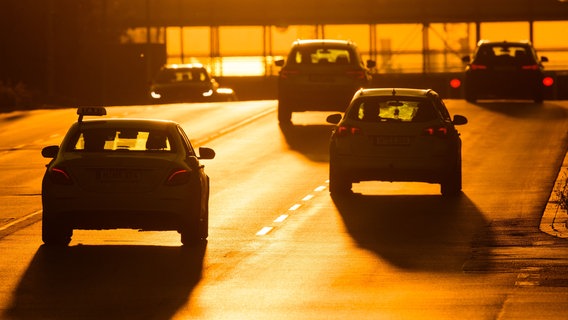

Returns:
277,100,293,124
440,157,462,197
329,157,352,196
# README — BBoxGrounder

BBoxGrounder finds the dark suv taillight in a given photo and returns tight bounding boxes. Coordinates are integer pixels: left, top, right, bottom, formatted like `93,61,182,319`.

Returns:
521,64,539,70
469,64,487,70
280,69,300,79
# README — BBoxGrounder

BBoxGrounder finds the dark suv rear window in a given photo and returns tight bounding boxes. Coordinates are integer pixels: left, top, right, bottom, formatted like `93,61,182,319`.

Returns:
288,46,356,65
474,44,536,65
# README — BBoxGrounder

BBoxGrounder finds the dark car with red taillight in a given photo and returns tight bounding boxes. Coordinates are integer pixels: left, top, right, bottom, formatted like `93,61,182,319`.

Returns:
326,88,467,197
40,107,215,247
275,39,375,124
462,40,548,103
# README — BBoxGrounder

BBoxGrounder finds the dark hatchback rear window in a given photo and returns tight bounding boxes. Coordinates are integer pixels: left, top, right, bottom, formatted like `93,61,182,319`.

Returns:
348,97,438,123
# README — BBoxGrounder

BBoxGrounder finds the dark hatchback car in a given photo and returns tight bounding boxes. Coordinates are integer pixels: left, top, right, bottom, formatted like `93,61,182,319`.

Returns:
150,64,236,103
327,88,467,197
462,40,548,103
275,39,376,124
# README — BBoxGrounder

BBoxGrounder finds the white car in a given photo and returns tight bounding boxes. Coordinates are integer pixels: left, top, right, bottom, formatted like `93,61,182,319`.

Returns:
41,107,215,246
327,88,468,196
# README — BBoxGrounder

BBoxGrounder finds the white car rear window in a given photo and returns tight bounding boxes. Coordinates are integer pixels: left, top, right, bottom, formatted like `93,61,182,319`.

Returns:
71,128,173,152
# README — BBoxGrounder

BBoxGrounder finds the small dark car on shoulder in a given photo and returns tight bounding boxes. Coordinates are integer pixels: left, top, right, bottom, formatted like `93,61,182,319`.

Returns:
150,64,237,103
462,40,548,103
275,39,376,124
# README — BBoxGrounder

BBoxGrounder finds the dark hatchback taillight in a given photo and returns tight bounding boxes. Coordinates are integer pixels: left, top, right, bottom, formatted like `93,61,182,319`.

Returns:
423,125,449,138
165,169,191,186
47,167,73,185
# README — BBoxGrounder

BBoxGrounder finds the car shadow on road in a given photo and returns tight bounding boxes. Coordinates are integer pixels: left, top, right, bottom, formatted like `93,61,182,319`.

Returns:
279,122,334,163
332,192,494,273
4,243,206,320
472,100,568,119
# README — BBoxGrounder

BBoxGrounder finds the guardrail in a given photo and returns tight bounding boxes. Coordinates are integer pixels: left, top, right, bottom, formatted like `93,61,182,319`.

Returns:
2,71,566,111
220,71,568,102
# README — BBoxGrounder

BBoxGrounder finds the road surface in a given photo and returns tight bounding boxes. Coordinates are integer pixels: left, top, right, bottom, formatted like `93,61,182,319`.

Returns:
1,99,568,319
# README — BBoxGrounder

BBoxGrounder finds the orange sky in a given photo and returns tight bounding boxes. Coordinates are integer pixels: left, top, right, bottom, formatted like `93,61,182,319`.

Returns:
160,21,568,75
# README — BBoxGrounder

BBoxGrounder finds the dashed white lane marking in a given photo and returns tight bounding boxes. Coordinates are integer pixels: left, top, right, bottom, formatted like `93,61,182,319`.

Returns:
255,182,328,236
273,214,289,223
289,204,301,211
256,226,274,236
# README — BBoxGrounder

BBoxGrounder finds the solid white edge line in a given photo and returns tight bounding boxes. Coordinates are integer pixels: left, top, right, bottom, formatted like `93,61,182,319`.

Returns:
0,210,42,231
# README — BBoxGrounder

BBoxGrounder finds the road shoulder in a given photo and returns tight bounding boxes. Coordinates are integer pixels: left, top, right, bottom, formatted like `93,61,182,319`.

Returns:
541,150,568,238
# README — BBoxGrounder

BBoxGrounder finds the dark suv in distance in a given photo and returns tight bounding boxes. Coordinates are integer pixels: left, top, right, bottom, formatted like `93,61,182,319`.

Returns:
462,40,548,103
275,39,376,124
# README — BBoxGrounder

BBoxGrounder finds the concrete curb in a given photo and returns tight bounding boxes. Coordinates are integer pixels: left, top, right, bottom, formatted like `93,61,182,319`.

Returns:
540,153,568,239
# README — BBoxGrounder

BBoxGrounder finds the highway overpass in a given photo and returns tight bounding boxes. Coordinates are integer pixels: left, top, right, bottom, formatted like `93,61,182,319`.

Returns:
1,0,568,106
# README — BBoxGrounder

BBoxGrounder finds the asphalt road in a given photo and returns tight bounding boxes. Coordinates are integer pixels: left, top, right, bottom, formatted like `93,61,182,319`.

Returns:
1,99,568,319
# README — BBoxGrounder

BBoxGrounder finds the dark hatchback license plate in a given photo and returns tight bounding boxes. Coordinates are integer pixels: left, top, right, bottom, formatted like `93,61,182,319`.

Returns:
96,168,140,182
374,136,411,146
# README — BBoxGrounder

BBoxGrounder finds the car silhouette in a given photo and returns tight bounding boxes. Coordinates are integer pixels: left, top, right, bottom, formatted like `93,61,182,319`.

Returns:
462,40,548,103
41,107,215,246
327,88,468,196
150,64,236,103
275,39,375,124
